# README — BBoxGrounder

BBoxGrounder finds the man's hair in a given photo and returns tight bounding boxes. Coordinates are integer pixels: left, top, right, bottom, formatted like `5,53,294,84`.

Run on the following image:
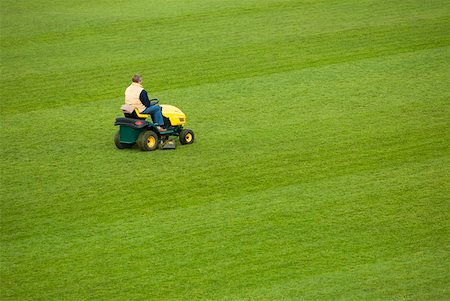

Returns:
132,74,142,83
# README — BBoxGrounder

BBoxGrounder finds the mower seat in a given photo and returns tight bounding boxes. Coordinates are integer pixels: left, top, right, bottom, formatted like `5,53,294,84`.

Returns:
124,108,150,120
114,117,149,128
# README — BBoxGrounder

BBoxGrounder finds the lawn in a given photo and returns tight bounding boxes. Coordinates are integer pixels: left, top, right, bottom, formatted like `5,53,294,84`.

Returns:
1,0,449,300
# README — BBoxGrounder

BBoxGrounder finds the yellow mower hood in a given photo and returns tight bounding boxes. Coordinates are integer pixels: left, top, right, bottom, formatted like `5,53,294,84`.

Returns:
160,105,186,126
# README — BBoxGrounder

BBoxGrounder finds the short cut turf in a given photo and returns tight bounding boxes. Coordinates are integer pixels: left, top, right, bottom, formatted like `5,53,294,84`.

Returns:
1,0,449,300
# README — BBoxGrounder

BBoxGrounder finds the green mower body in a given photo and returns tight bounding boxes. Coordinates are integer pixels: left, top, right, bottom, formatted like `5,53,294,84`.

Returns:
118,125,142,144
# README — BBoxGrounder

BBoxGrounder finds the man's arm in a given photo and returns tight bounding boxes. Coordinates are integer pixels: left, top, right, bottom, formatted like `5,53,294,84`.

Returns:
139,90,151,107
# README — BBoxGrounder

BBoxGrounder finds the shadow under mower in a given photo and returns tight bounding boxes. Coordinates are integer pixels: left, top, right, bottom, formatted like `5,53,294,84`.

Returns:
114,101,194,151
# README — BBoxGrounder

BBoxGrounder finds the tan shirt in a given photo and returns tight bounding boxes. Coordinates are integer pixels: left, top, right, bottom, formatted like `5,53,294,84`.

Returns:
124,82,145,113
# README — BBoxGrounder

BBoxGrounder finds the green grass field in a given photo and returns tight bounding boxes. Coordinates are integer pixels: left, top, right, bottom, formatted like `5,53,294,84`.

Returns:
1,0,449,300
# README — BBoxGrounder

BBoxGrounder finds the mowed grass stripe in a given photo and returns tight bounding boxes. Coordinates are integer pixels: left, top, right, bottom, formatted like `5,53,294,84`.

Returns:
1,0,446,40
2,21,448,114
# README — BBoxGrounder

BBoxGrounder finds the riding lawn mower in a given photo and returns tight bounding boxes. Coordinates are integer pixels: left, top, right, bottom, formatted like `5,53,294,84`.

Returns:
114,99,194,151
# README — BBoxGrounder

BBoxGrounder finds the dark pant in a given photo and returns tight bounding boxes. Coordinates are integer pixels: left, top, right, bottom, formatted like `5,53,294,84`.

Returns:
142,105,164,125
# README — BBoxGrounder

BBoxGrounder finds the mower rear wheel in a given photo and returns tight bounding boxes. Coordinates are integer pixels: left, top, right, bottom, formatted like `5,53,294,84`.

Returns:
137,130,159,151
114,131,133,149
180,129,195,145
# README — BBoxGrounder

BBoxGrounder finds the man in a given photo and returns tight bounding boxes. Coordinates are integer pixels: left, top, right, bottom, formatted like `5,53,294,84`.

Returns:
124,74,166,131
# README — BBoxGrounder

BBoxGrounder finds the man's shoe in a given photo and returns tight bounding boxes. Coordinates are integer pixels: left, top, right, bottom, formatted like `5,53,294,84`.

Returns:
157,126,167,132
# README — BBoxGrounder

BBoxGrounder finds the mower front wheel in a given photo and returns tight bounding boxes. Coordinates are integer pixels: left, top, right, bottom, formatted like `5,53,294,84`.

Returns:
114,131,133,149
137,130,159,151
179,129,195,145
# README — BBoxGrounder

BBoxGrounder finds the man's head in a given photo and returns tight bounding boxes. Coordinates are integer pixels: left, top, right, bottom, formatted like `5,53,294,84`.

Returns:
132,74,142,84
